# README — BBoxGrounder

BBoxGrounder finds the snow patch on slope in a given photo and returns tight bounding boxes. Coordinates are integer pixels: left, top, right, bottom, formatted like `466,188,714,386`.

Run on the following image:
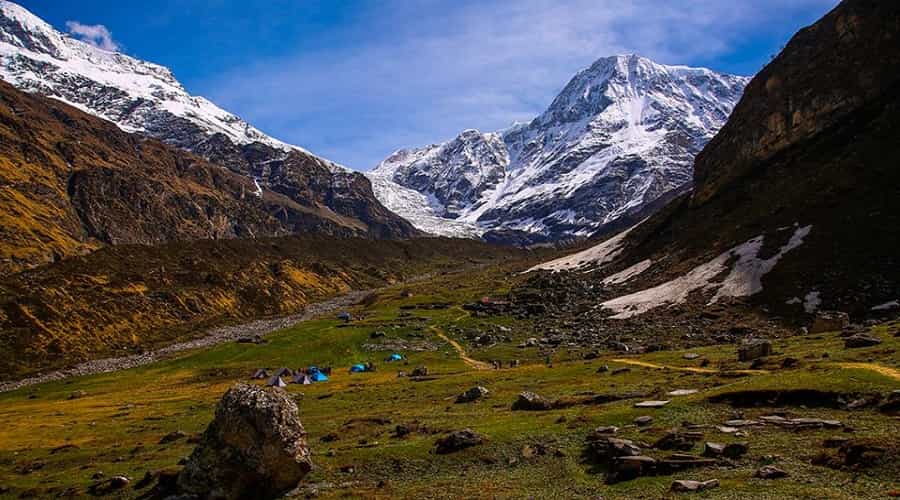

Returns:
527,222,641,272
602,259,654,285
601,225,812,319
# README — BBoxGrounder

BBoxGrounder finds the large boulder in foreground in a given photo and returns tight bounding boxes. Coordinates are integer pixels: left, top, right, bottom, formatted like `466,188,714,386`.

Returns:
177,383,312,499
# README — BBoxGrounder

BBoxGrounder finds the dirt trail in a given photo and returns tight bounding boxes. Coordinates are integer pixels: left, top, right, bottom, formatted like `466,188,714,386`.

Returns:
611,358,900,381
610,358,769,375
432,326,492,370
834,362,900,381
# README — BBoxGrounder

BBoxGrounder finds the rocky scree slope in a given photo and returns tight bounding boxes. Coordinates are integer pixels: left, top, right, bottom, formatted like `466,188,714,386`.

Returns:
371,55,748,243
527,0,900,324
0,0,417,246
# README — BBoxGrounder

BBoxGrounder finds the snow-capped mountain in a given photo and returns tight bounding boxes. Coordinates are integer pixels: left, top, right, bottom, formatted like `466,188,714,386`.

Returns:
0,0,307,156
371,54,749,242
0,0,418,239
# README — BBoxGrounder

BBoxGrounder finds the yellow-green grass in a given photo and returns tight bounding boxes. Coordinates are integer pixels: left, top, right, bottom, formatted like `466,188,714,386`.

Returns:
0,266,897,499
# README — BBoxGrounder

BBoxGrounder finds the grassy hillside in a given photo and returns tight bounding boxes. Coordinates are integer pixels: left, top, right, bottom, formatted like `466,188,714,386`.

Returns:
0,262,896,498
0,235,527,379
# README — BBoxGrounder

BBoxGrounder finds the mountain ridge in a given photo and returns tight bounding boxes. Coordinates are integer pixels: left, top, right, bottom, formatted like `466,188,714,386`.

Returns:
370,54,749,243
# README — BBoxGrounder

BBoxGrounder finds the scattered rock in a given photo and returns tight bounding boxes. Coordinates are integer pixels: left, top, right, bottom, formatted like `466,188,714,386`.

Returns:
781,357,799,368
176,383,312,499
755,465,788,479
634,400,670,408
653,431,704,451
880,390,900,414
68,390,87,400
593,426,619,435
738,339,772,362
586,434,641,461
512,391,553,411
160,430,187,444
456,386,489,403
810,311,850,334
634,416,654,427
109,476,130,489
812,439,887,469
519,337,540,348
410,366,428,377
667,389,699,396
844,333,882,348
435,429,484,454
683,353,700,360
597,364,609,373
703,442,725,457
671,479,720,492
723,442,749,458
608,456,656,483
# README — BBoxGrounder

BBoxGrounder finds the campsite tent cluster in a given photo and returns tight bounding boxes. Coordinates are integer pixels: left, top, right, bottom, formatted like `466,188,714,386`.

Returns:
252,353,406,386
252,366,330,387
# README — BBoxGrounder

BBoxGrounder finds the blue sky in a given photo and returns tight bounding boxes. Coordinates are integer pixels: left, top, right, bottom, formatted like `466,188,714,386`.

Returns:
19,0,838,170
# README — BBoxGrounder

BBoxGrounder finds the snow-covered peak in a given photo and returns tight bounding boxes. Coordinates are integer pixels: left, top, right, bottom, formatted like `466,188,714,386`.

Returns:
371,53,749,241
0,0,350,173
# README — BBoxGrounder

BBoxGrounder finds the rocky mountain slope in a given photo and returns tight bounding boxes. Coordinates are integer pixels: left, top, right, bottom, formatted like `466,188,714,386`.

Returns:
371,55,748,243
528,0,899,325
0,79,414,274
0,0,417,252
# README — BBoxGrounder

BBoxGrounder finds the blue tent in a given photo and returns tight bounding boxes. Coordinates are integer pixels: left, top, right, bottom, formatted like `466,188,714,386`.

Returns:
350,364,367,373
309,371,329,382
387,353,403,362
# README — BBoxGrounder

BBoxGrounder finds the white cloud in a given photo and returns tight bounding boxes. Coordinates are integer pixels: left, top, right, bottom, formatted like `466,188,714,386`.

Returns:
65,21,119,52
202,0,838,170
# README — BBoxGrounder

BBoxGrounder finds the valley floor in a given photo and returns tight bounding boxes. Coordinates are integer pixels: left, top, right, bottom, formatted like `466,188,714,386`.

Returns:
0,261,897,499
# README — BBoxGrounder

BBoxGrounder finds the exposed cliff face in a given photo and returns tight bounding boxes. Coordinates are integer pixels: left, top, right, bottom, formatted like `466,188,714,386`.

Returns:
691,1,900,205
528,0,900,321
0,80,411,274
371,55,748,242
0,1,418,248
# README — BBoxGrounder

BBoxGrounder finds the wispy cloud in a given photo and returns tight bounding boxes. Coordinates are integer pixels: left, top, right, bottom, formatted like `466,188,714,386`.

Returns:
65,21,119,52
203,0,837,170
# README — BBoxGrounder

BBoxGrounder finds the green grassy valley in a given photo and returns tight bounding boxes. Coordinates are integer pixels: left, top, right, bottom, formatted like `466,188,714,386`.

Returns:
1,261,896,498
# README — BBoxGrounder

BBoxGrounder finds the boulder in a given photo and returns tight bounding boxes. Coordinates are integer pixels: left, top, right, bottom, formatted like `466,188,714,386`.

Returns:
512,391,553,411
809,311,849,334
722,442,749,458
456,386,489,403
586,435,641,461
608,456,656,483
177,383,312,499
844,333,882,348
755,465,788,479
738,339,772,362
671,479,720,492
435,429,484,454
653,431,704,451
880,390,900,414
703,442,725,457
634,416,654,427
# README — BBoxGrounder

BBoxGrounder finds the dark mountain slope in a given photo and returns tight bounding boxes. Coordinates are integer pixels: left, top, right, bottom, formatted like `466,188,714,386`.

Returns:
0,80,415,274
526,0,899,328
